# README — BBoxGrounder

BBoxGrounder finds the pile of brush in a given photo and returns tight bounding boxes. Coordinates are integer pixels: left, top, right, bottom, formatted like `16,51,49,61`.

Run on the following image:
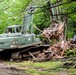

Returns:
35,40,76,61
41,21,64,41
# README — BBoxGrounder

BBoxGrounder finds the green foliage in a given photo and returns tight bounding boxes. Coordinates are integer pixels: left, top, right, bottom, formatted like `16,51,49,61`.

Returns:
0,0,31,33
33,5,51,34
64,49,76,58
0,0,76,38
62,1,76,38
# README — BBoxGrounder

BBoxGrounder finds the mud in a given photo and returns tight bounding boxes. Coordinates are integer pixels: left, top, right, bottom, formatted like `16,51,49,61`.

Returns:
0,62,29,75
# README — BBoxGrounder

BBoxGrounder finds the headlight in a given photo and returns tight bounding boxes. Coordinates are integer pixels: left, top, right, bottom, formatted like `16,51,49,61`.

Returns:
12,41,18,44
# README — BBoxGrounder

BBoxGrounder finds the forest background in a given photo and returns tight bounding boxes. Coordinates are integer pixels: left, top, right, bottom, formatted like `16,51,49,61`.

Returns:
0,0,76,38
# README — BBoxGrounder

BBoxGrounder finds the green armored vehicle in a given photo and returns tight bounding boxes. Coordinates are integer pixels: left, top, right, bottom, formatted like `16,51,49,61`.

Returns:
0,4,49,60
0,25,41,50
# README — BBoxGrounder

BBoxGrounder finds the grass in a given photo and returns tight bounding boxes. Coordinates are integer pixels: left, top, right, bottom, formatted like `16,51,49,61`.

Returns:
4,60,76,75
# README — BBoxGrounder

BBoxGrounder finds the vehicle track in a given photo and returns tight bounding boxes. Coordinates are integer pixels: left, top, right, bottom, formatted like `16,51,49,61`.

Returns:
0,45,50,61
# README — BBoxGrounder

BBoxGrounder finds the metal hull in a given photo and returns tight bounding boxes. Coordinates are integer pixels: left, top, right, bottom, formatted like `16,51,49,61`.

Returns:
0,33,41,51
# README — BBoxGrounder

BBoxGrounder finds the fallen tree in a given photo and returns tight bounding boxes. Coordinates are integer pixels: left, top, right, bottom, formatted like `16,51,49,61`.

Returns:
41,21,64,43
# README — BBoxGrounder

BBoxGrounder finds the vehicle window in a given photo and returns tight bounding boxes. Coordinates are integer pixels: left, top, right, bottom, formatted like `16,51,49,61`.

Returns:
12,27,15,33
8,28,12,33
16,26,22,32
8,27,15,33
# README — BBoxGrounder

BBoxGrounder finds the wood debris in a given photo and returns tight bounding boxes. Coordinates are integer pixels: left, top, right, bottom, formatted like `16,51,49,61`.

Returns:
35,41,76,61
33,20,76,62
41,21,64,42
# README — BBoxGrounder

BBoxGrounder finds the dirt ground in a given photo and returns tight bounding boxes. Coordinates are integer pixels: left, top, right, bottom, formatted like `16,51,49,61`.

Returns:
0,60,75,75
0,62,29,75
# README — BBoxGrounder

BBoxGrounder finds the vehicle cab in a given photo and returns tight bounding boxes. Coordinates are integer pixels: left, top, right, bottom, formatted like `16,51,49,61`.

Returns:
0,25,22,50
5,25,22,33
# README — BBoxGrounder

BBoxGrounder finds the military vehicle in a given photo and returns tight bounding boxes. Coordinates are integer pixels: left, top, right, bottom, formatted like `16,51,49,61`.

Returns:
0,25,41,49
0,3,50,60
